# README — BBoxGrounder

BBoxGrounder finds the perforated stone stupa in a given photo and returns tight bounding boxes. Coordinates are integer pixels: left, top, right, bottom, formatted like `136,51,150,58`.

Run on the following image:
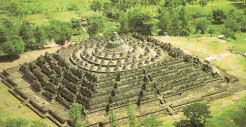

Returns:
1,32,245,127
70,32,165,73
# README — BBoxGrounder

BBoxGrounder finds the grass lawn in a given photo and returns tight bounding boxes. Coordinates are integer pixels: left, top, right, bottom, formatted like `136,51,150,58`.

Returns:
0,78,57,127
155,35,246,127
160,95,246,127
155,36,231,57
206,95,246,127
229,33,246,54
213,55,246,84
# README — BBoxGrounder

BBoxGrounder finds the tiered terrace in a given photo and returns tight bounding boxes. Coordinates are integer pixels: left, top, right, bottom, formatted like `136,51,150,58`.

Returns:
1,32,245,127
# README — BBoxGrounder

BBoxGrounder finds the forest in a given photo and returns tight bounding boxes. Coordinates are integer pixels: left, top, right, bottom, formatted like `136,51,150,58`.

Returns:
0,0,245,56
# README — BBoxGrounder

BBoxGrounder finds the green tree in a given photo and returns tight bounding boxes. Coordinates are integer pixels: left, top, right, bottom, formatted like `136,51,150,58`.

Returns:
71,18,85,35
5,2,27,23
240,16,246,32
75,122,83,127
141,117,163,127
212,9,226,24
5,118,29,127
187,0,197,6
0,27,7,46
34,26,47,49
103,2,114,18
67,2,79,11
110,0,118,5
68,103,83,127
225,18,240,32
127,102,138,127
149,0,161,5
117,0,139,12
71,18,82,30
198,0,211,7
86,14,107,38
169,9,180,36
30,120,47,127
48,20,73,45
109,109,118,127
128,9,157,35
222,28,236,40
163,0,172,8
182,103,211,126
19,21,35,50
140,0,150,8
158,9,171,35
195,19,209,34
1,35,25,56
208,28,215,37
179,8,190,36
90,0,102,12
2,19,15,29
118,11,129,34
163,0,183,8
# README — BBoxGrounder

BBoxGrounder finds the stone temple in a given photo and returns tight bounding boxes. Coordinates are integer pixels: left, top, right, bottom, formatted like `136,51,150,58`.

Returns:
1,32,245,126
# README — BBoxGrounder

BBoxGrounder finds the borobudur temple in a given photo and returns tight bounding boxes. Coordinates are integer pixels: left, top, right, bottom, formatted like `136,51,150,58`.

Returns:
1,32,245,126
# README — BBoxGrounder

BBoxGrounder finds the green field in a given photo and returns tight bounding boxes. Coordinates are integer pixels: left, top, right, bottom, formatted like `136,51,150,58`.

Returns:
155,35,246,127
161,95,246,127
0,78,56,127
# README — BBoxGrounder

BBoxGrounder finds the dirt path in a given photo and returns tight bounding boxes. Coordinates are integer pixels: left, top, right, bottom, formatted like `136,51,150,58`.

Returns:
205,52,232,61
0,47,61,72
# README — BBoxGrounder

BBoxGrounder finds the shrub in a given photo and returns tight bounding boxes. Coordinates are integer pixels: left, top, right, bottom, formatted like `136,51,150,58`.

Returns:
222,28,236,40
68,103,83,127
208,28,215,37
5,118,29,127
128,9,157,35
86,14,107,38
19,21,35,51
67,3,79,11
118,11,129,34
240,16,246,32
225,18,240,32
195,19,209,34
182,103,211,126
34,26,47,49
141,117,163,127
212,9,226,24
47,20,73,45
158,9,171,35
90,0,102,12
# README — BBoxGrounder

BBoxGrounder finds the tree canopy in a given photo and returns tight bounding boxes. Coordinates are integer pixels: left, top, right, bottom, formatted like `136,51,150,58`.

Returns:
182,103,211,125
48,20,73,45
1,34,25,56
109,109,118,127
68,103,83,127
127,102,138,127
128,9,156,35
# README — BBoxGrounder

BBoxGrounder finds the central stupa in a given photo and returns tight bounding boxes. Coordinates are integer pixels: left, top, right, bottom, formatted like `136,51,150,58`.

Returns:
105,32,129,52
70,32,165,72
